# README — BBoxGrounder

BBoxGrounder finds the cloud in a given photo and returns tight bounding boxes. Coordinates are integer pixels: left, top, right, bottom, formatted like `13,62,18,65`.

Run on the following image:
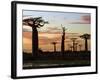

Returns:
46,27,61,33
70,15,91,24
23,31,91,52
70,21,90,24
23,32,32,39
81,15,91,24
23,37,32,44
23,25,32,32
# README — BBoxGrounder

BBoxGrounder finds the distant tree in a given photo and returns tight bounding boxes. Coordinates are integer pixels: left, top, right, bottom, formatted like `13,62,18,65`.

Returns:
70,46,73,51
74,42,78,51
79,44,82,51
70,38,77,51
23,17,48,58
67,44,72,51
51,42,57,52
80,34,90,51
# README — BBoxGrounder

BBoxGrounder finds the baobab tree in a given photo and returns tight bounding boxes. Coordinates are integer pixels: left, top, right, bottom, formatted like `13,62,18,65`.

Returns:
67,44,71,51
23,17,48,58
67,44,72,51
79,44,82,51
70,46,73,51
61,25,67,55
74,42,78,51
65,40,72,50
70,38,77,51
80,34,90,51
51,42,57,52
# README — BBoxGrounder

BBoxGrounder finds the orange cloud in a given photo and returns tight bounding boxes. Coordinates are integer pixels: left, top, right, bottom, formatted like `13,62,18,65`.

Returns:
23,31,91,52
46,27,61,32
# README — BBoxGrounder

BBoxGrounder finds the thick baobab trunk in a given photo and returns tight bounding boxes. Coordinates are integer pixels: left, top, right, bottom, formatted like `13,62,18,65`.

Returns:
61,34,65,54
85,39,88,51
32,27,38,58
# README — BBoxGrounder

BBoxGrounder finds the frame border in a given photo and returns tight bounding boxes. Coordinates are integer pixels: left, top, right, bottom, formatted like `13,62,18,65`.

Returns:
11,1,98,79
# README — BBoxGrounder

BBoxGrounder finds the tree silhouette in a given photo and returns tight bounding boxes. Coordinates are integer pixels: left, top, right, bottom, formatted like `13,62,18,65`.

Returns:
61,25,67,55
23,17,48,58
67,44,70,51
80,34,90,51
70,46,73,51
70,38,77,51
51,42,57,52
67,43,72,51
79,44,82,51
74,42,78,51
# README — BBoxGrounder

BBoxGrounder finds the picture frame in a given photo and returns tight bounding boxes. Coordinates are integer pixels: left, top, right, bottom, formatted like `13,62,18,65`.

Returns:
11,1,98,79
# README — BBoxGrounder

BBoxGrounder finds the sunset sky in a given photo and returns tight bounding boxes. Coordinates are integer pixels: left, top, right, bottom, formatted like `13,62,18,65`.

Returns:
23,10,91,53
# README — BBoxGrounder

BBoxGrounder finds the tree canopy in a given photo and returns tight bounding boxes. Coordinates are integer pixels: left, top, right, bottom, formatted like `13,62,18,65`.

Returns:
23,17,49,28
